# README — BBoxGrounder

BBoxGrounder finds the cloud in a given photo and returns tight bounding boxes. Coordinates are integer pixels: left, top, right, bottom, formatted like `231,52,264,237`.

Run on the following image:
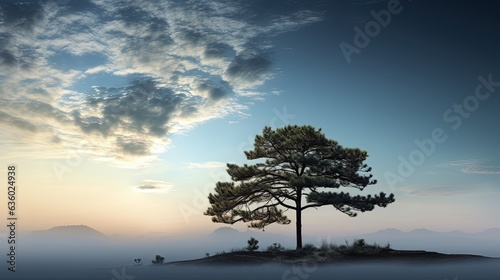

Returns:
184,161,226,169
0,50,17,68
132,180,173,193
0,0,323,165
0,1,45,34
401,184,495,197
224,53,273,89
0,111,40,133
440,160,500,175
76,78,191,138
194,79,232,102
462,166,500,175
116,137,152,157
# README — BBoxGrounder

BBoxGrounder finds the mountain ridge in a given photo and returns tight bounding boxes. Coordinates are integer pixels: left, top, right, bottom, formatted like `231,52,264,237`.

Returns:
30,224,107,239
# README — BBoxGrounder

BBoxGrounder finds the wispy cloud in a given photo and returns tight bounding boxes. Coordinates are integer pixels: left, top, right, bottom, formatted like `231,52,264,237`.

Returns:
440,160,500,175
401,184,494,197
184,161,226,169
132,180,173,193
0,0,323,165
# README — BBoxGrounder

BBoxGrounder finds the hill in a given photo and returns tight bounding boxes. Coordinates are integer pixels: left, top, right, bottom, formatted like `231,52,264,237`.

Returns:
30,225,107,239
167,249,493,266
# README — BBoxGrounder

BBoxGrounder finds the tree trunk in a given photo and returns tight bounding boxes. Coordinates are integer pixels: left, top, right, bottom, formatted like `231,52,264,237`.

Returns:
296,187,302,250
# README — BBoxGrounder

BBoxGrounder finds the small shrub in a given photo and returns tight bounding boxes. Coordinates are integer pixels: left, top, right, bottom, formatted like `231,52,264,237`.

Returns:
344,239,388,255
230,247,244,253
302,245,317,256
327,250,341,259
151,255,165,264
328,243,339,251
353,238,366,247
266,243,285,253
205,253,210,258
337,244,348,254
319,239,331,254
246,237,259,252
302,243,317,252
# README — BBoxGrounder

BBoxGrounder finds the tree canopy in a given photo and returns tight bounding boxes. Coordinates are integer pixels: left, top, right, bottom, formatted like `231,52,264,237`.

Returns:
204,125,395,249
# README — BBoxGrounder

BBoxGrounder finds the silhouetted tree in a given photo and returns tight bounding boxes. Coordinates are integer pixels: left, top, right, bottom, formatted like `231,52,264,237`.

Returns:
205,125,395,249
246,237,259,251
151,255,165,264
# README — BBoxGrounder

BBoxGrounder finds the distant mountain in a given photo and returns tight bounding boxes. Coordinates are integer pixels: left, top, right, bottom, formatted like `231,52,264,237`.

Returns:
473,228,500,239
209,227,241,237
30,225,106,239
368,228,500,239
363,227,500,257
408,228,439,237
444,230,467,236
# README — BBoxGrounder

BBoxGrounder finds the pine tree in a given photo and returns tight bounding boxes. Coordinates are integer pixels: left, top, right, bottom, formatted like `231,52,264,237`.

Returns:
246,237,259,251
204,125,395,250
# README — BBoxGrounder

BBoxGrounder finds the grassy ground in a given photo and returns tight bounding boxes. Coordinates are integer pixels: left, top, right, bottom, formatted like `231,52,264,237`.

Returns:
166,239,491,266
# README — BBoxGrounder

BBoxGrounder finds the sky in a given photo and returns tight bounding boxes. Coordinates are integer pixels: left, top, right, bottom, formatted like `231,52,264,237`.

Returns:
0,0,499,238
